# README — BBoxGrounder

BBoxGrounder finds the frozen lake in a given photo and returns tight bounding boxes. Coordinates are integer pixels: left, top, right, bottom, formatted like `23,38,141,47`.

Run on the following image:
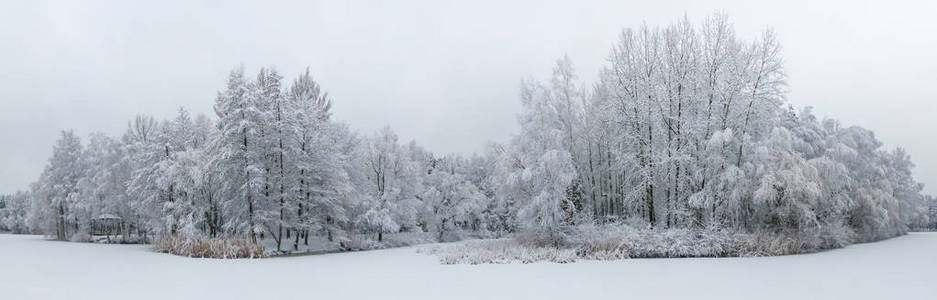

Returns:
1,233,935,300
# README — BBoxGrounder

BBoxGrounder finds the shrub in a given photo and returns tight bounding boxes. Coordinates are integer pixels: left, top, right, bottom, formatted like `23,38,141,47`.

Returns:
571,225,743,259
152,236,265,258
426,224,868,264
422,239,577,264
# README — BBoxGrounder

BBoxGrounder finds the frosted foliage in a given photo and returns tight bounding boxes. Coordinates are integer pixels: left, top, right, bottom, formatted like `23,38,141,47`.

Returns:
516,150,577,245
490,13,929,249
11,13,930,259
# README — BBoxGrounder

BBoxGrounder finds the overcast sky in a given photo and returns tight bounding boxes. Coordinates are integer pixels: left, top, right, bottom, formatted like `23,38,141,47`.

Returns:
1,0,935,195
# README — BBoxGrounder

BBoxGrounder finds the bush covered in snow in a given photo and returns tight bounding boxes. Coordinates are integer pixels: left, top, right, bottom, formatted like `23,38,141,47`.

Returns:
569,225,854,259
152,236,265,259
428,224,869,264
421,239,577,264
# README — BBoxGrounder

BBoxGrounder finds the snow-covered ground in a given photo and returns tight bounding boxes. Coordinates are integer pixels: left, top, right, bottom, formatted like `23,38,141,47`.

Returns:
1,233,935,300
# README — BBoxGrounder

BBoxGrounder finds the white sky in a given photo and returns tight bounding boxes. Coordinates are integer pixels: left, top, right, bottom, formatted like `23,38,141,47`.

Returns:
1,0,935,195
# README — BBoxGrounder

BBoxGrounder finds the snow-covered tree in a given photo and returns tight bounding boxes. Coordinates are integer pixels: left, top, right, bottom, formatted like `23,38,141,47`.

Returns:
16,20,928,258
421,155,489,240
212,68,266,243
0,191,30,233
359,127,410,242
30,131,86,240
517,150,577,246
287,69,347,248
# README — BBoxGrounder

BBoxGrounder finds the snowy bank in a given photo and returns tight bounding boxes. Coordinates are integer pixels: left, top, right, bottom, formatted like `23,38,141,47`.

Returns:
2,233,936,300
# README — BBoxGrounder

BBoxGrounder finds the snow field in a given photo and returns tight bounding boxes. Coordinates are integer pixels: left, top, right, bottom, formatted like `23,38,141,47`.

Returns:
1,233,935,300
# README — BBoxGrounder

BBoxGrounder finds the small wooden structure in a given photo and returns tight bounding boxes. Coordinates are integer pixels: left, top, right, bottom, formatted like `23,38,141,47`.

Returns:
90,214,123,236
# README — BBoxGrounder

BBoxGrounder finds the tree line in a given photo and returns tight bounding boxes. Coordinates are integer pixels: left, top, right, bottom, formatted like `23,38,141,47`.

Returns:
495,14,930,246
2,14,932,254
18,67,500,252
